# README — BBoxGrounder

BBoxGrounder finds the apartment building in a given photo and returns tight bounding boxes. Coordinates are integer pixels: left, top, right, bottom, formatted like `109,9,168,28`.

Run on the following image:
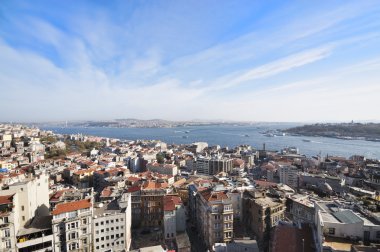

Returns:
0,194,17,252
147,162,179,176
196,189,234,249
314,201,380,251
278,164,299,189
163,195,186,240
51,199,93,252
287,194,315,224
128,181,168,228
0,173,51,252
196,157,211,175
196,156,233,175
93,193,132,252
243,191,285,247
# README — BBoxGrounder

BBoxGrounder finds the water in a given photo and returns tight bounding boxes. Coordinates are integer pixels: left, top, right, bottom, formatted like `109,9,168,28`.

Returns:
42,124,380,159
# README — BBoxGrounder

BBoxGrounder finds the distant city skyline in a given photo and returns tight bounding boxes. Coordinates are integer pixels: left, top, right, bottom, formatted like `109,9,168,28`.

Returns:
1,1,380,122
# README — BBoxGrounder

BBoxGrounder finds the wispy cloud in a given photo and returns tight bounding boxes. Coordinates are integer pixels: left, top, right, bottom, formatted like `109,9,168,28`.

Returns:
1,1,380,122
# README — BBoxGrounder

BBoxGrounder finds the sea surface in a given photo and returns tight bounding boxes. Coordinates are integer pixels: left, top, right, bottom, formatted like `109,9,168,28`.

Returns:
42,124,380,159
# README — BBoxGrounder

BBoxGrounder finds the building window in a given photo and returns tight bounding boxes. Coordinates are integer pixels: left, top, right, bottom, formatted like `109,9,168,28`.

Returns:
4,229,10,237
5,240,11,248
376,231,380,239
22,216,25,221
95,222,99,226
69,232,78,240
21,205,25,211
69,242,79,251
328,228,335,235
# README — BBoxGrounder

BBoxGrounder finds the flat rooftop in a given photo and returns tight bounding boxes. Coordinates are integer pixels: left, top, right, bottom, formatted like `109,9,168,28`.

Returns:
255,197,283,207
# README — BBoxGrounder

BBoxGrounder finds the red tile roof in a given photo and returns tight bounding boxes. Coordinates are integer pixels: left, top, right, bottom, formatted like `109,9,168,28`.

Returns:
52,199,91,215
50,189,71,202
200,189,229,202
163,195,182,211
127,186,141,193
101,187,112,197
0,194,14,205
254,180,277,188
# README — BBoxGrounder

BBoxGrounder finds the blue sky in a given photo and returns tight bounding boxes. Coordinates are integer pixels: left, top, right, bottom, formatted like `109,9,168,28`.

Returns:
1,1,380,122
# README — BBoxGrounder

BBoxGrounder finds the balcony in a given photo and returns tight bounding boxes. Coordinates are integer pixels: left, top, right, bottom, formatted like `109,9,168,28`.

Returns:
17,234,53,249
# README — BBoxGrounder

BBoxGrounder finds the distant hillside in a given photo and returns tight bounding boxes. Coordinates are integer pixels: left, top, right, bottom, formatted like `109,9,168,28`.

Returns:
284,123,380,141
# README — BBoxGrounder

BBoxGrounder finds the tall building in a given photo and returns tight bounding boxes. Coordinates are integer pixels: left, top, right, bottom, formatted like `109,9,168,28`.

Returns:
163,195,186,240
243,191,285,249
0,194,18,252
93,193,132,252
196,156,233,175
128,181,168,228
51,199,93,252
1,173,50,226
279,165,299,189
196,189,234,249
0,173,51,252
196,157,211,175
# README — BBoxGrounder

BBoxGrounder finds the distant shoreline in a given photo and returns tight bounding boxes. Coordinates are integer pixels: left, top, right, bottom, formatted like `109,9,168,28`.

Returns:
284,123,380,142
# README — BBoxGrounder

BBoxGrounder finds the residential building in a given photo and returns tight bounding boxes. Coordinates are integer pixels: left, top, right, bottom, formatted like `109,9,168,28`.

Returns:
242,191,285,249
163,195,186,240
314,201,380,252
0,194,17,252
51,199,93,252
147,162,178,176
93,193,132,252
196,156,233,175
196,189,234,249
287,194,315,224
279,164,299,189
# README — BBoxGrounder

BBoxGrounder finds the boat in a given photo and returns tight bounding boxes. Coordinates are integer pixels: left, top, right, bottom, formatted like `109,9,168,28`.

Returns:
302,139,311,142
185,131,190,133
244,134,249,137
182,135,188,139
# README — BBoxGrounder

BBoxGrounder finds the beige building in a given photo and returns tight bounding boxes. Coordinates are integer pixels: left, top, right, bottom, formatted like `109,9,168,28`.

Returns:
147,162,178,176
196,156,233,175
243,191,285,248
51,198,93,252
196,189,234,249
279,164,299,189
0,173,51,252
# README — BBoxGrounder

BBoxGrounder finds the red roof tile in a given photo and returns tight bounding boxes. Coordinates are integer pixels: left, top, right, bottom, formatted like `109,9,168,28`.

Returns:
0,194,14,205
52,199,91,215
